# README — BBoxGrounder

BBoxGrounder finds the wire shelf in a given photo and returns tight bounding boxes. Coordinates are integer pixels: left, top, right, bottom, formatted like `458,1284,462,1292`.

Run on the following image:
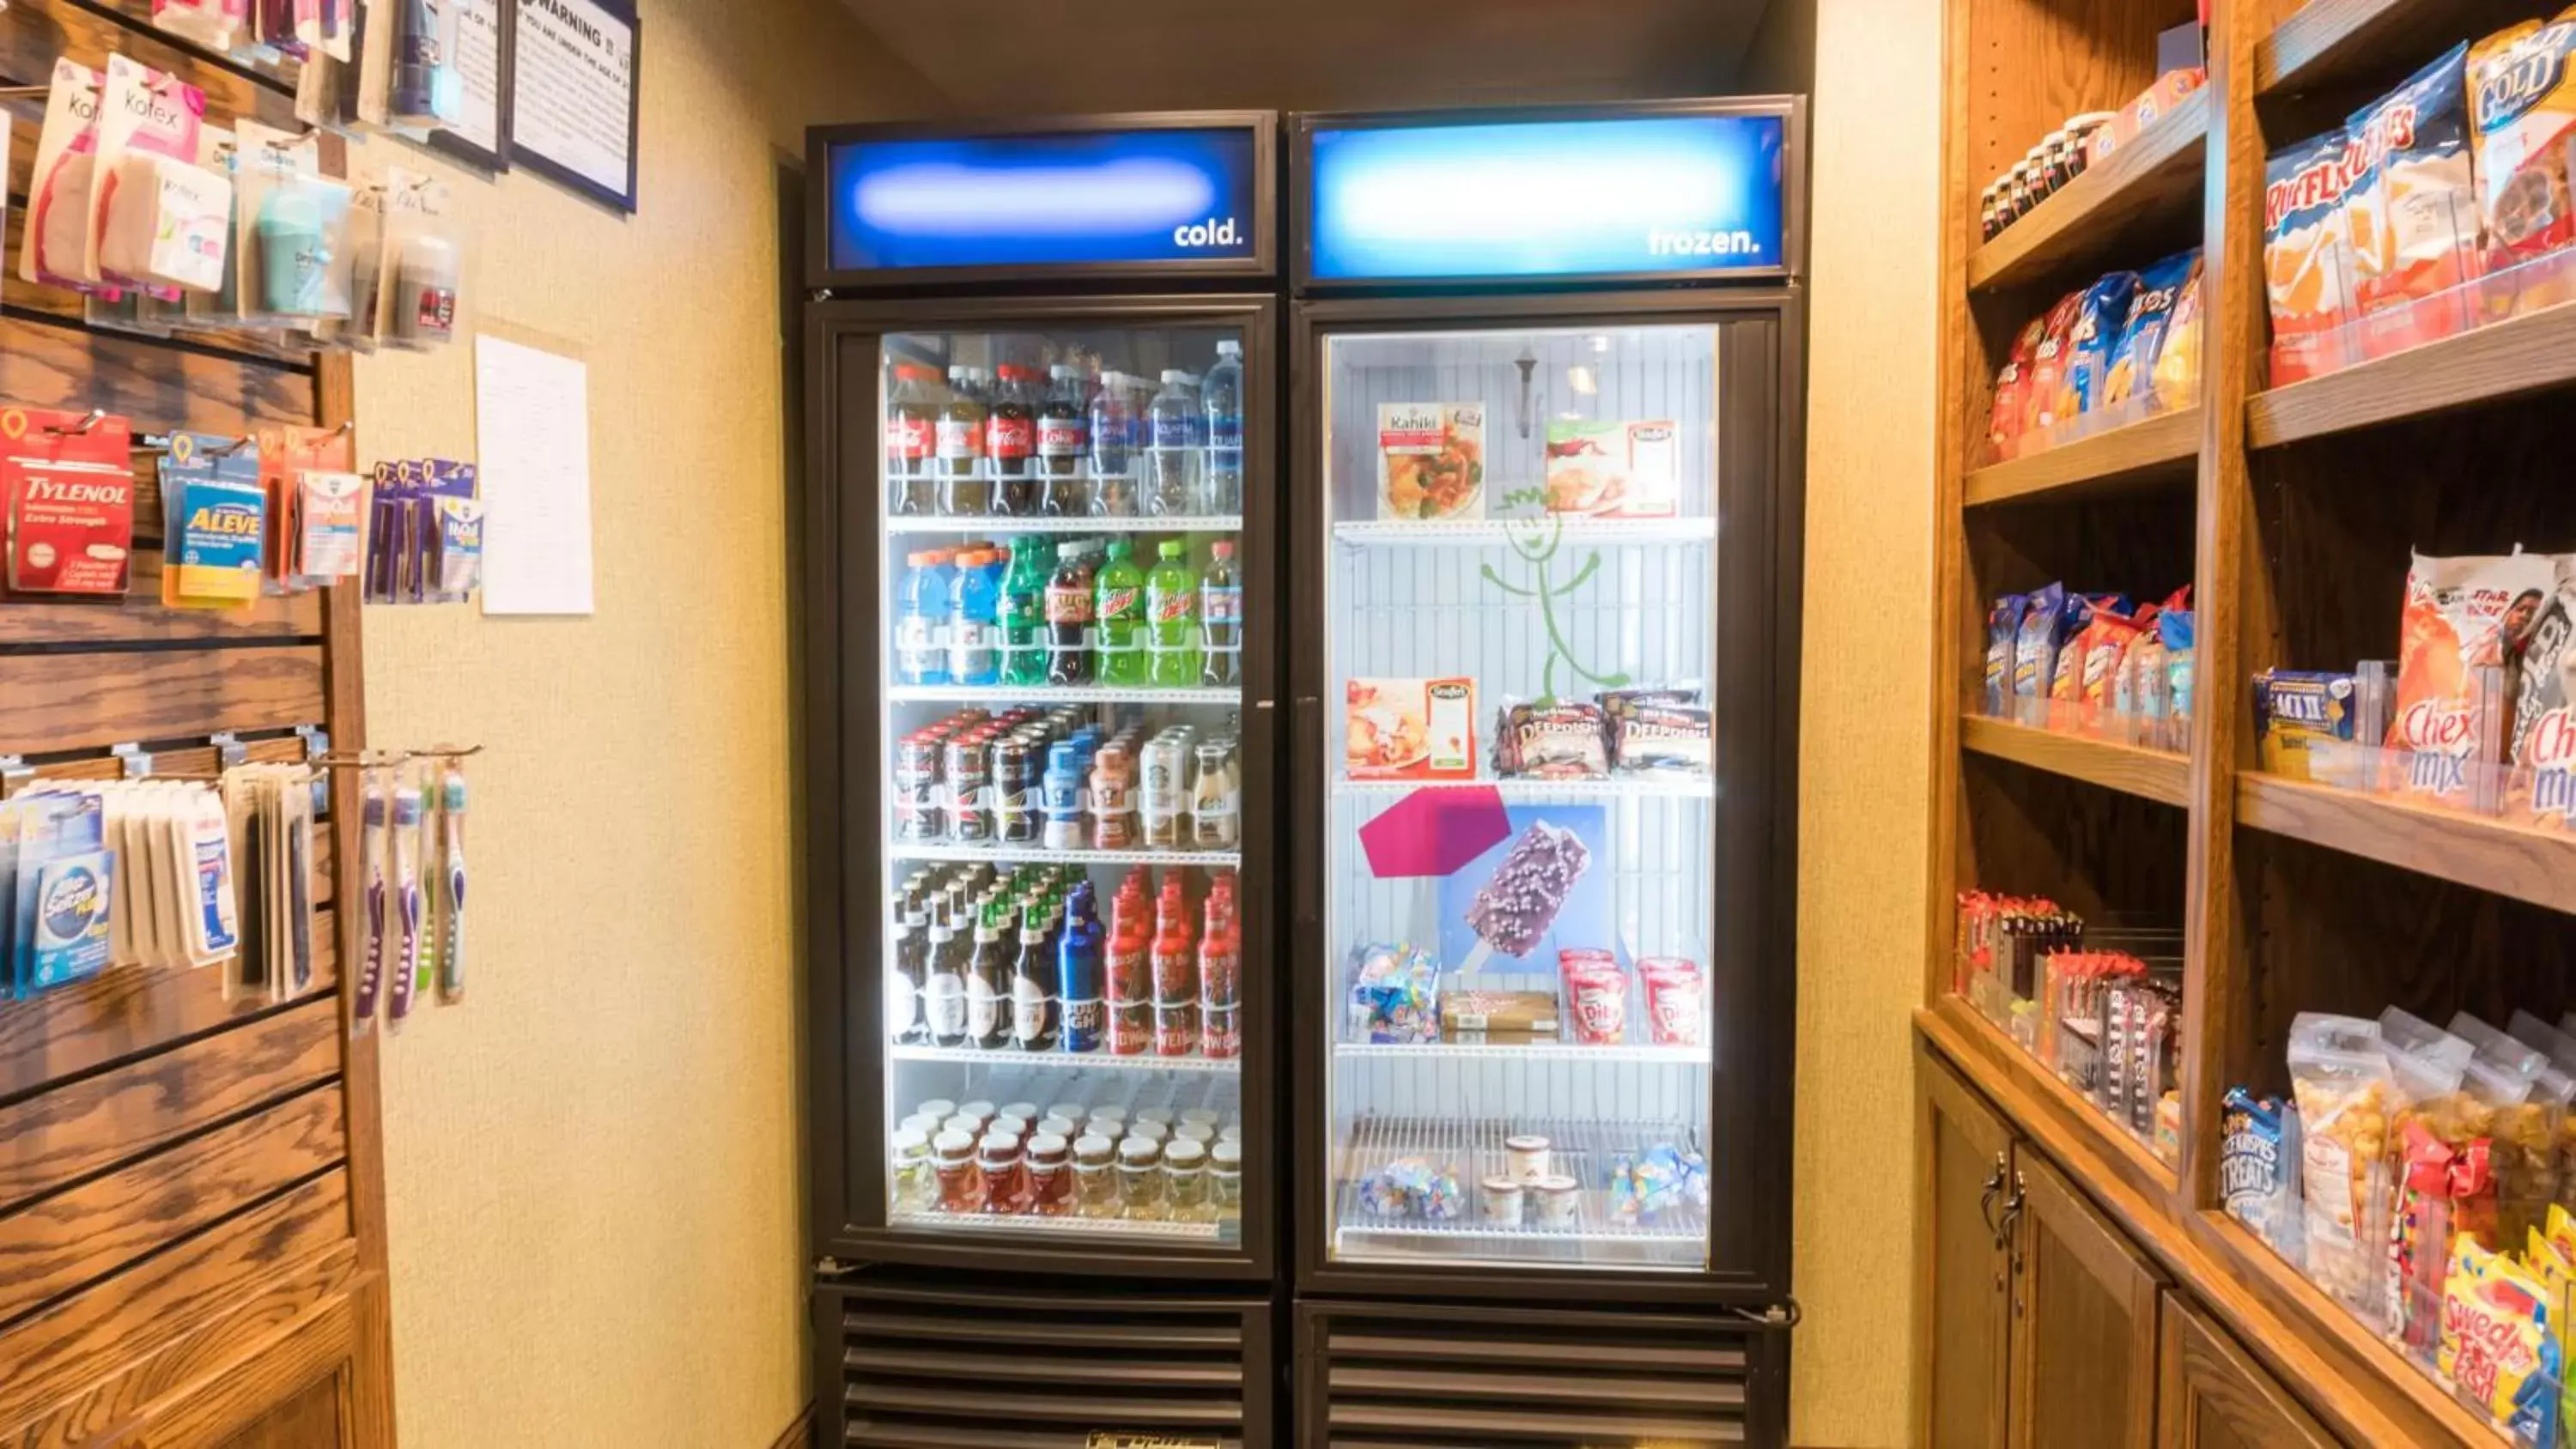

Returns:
1333,773,1714,803
1333,1040,1710,1066
887,1209,1226,1242
889,1043,1242,1074
887,684,1242,706
889,841,1242,868
1333,515,1717,546
893,1064,1242,1125
887,514,1243,536
1330,1115,1708,1252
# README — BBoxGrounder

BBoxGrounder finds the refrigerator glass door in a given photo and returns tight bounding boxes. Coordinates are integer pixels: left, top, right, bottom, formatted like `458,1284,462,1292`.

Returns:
1321,323,1718,1270
875,322,1253,1249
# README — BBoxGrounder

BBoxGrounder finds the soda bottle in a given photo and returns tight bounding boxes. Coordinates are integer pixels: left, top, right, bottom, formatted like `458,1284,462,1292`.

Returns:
896,550,955,686
1093,539,1148,687
1200,540,1243,688
1010,904,1058,1052
1199,876,1242,1060
998,540,1054,687
1145,370,1203,517
967,900,1012,1051
1044,542,1098,686
937,365,988,514
1201,340,1244,515
889,900,928,1044
1106,877,1151,1055
1146,540,1202,688
1089,373,1138,518
1151,876,1198,1057
923,906,969,1048
1038,364,1091,517
948,549,1001,685
1057,881,1105,1053
886,362,940,516
989,364,1041,515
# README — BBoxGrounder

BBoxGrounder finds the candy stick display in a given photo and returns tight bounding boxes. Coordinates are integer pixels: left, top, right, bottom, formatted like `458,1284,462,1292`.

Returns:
1459,820,1591,973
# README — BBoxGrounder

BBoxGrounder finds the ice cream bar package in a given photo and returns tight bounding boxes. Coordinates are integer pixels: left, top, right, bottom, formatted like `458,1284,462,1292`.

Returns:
2391,549,2556,803
2345,45,2479,355
2471,11,2576,310
2254,670,2359,780
2263,129,2362,385
2512,567,2576,828
2054,270,2140,420
1464,822,1591,961
2104,250,2201,407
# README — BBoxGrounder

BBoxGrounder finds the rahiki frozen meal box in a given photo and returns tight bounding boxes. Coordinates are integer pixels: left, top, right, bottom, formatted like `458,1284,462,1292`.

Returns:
2264,128,2362,385
1376,403,1485,521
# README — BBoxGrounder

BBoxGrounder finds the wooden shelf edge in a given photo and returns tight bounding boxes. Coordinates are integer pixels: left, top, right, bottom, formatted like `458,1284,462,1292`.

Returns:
2237,771,2576,918
1959,712,2194,806
1923,996,2180,1199
1918,1012,2500,1448
2256,0,2497,99
1963,406,2202,506
1966,88,2210,294
2248,295,2576,447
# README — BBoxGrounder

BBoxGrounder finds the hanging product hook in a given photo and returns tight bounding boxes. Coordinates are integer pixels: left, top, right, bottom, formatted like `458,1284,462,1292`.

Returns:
46,408,109,437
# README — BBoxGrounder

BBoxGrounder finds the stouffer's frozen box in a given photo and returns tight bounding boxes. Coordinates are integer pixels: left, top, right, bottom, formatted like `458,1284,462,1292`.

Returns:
1346,677,1477,779
1376,403,1485,521
1542,419,1679,518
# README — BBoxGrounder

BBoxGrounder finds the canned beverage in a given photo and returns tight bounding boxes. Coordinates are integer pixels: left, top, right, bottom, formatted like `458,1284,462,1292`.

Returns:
1199,1003,1240,1059
1190,740,1239,849
1153,1002,1199,1057
1091,743,1137,850
895,734,945,840
1109,999,1152,1055
1140,737,1187,847
946,737,993,843
993,740,1038,844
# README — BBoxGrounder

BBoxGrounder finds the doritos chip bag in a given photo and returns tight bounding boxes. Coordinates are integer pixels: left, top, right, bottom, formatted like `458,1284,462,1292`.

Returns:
2057,270,2139,420
2021,291,2088,438
2471,11,2576,312
1988,313,2050,458
2265,129,2364,385
2152,261,2206,408
2105,250,2201,407
2347,45,2481,355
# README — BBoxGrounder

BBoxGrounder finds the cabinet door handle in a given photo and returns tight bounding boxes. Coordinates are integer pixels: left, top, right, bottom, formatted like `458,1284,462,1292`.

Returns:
1977,1156,2006,1243
1999,1173,2027,1278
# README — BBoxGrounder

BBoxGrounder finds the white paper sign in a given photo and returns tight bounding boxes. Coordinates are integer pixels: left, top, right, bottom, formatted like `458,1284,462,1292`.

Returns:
511,0,636,207
474,334,595,615
447,0,507,159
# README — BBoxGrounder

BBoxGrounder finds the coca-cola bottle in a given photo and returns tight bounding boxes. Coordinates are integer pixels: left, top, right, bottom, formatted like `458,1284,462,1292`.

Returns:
989,364,1041,516
1037,364,1091,517
885,363,939,516
938,365,989,515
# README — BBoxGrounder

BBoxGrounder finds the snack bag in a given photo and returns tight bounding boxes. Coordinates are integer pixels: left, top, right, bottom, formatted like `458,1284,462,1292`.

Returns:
2073,606,2143,731
2346,45,2481,355
1988,314,2050,458
2222,1088,2306,1268
2254,670,2359,779
2509,567,2576,828
2014,582,2068,702
2471,12,2576,313
2391,550,2557,805
2055,271,2140,419
2524,1225,2576,1446
2264,129,2362,385
1986,595,2028,715
2151,263,2207,409
2104,251,2201,407
2440,1238,2564,1445
2160,607,2196,731
2049,594,2119,704
2290,1012,2397,1325
2020,292,2088,439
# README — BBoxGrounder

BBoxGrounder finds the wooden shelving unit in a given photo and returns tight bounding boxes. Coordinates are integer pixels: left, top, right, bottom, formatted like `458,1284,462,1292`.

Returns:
1923,0,2576,1442
1962,406,2201,506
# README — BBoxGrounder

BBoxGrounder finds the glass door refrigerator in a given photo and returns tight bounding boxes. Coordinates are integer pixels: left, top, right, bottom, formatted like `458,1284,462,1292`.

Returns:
1286,100,1807,1449
800,113,1283,1449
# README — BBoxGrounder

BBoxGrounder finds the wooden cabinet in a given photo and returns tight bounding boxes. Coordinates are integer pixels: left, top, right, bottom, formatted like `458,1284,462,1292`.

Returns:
2007,1153,2160,1449
2157,1297,2338,1449
1920,1052,2013,1449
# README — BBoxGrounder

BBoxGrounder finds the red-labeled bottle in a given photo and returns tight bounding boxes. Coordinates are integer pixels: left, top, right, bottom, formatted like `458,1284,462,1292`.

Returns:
1199,873,1242,1060
1107,879,1152,1055
1151,876,1199,1057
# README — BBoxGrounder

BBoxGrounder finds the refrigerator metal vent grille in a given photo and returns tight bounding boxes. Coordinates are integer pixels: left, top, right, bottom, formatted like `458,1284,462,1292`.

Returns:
1315,1317,1751,1446
839,1282,1261,1449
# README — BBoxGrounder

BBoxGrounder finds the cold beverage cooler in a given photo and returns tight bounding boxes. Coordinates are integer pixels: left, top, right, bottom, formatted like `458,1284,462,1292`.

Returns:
799,114,1283,1448
1288,101,1806,1447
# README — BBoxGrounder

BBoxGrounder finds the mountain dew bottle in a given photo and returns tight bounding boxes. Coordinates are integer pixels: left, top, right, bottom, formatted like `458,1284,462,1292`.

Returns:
1147,540,1202,688
1094,539,1150,687
998,539,1054,686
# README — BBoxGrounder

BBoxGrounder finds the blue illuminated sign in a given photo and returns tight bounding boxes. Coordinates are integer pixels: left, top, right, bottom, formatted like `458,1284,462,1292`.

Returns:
826,128,1262,274
1307,113,1788,282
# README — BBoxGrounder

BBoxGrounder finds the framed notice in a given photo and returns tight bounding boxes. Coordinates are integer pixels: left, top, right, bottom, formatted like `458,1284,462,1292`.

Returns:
509,0,641,214
430,0,514,173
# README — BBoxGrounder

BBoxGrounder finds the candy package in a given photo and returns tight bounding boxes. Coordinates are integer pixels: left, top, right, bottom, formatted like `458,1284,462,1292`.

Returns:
2288,1011,2395,1325
1360,1155,1465,1220
1347,943,1440,1044
2471,11,2576,313
2264,128,2362,385
2103,250,2201,407
2346,45,2481,355
2440,1238,2564,1446
2254,670,2359,780
2391,549,2556,804
2152,262,2206,407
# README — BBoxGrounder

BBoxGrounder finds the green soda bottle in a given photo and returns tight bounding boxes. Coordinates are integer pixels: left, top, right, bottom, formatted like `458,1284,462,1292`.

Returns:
1147,540,1202,688
998,538,1054,686
1095,539,1149,687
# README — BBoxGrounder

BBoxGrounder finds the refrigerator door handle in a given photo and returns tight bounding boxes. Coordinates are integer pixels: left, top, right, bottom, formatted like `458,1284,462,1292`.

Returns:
1292,693,1321,931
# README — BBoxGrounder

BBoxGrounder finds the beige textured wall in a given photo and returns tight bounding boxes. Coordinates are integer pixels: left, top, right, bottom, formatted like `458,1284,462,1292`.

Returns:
1789,1,1941,1445
349,5,935,1446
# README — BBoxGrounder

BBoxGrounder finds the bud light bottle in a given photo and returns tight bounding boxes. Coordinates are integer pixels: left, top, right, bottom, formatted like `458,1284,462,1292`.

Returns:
1057,882,1105,1053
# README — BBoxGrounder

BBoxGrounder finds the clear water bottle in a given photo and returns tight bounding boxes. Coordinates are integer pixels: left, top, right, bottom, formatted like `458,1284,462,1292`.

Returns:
1088,371,1138,518
1201,341,1243,516
1145,369,1202,518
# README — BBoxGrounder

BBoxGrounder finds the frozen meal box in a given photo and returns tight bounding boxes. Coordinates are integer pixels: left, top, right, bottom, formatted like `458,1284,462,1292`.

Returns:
1346,677,1477,779
1376,403,1485,521
1542,419,1680,518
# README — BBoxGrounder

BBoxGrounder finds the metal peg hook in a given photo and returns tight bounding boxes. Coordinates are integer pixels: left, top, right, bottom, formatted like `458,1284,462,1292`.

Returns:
46,409,109,437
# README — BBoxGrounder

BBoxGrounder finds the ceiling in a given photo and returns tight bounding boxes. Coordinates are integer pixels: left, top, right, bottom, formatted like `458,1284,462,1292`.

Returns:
835,0,1781,116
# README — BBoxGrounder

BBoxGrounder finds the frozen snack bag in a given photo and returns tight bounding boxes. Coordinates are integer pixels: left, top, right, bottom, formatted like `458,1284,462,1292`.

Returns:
2471,11,2576,313
2346,45,2481,355
2263,129,2362,385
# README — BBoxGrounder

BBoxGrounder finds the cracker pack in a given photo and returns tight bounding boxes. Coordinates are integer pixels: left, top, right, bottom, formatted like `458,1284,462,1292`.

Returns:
2347,45,2480,355
2471,11,2576,310
2264,129,2363,385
